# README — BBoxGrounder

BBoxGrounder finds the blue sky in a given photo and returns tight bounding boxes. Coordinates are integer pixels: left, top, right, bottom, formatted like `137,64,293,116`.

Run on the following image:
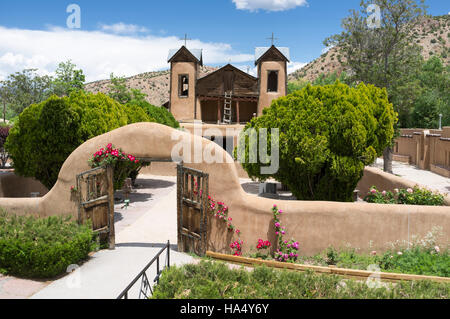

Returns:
0,0,448,81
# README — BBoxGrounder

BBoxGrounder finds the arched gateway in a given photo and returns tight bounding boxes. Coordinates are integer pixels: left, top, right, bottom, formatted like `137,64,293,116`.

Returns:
0,122,448,256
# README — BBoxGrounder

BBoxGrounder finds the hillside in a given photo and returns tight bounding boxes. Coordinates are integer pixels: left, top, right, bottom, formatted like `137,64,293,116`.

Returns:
85,66,217,106
289,15,450,82
85,16,449,104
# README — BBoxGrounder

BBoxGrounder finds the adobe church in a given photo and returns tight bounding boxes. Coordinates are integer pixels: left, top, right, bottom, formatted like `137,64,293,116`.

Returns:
167,45,290,124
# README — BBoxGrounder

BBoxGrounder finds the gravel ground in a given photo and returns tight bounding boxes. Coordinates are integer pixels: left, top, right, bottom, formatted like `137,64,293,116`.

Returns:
373,158,450,195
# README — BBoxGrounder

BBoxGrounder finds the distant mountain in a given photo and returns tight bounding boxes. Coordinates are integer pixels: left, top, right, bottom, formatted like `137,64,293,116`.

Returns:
289,15,450,82
85,66,217,106
85,16,449,104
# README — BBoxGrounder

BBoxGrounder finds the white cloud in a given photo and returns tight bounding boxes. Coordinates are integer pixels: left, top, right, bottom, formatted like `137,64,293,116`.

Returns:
233,0,308,12
0,26,254,82
287,61,307,74
99,23,150,35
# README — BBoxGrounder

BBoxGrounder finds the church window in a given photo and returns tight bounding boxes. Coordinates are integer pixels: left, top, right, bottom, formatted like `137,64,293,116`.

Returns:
267,70,278,93
179,74,189,97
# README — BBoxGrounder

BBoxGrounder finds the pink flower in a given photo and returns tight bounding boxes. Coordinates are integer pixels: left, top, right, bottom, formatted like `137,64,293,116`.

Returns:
275,222,280,228
394,188,399,193
371,251,377,256
278,209,283,214
434,246,440,253
370,188,377,194
407,188,413,194
382,191,386,196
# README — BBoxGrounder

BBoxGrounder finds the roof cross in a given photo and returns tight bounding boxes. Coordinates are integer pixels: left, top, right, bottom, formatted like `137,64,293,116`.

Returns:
182,33,192,47
266,32,278,46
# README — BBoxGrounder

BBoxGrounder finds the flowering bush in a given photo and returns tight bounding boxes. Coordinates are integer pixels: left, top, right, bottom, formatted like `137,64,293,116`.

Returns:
254,239,271,259
272,205,299,262
230,240,243,256
364,186,444,206
88,143,147,190
257,239,271,250
192,178,242,253
207,197,237,232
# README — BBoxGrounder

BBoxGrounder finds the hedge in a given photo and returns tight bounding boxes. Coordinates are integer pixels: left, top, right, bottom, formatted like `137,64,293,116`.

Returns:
0,211,95,278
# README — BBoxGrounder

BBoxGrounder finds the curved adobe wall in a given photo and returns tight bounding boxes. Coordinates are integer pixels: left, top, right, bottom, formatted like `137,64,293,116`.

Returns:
0,171,48,198
0,122,448,255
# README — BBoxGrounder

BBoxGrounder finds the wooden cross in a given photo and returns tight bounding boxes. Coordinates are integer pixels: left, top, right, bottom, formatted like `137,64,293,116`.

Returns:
182,33,191,47
267,32,278,46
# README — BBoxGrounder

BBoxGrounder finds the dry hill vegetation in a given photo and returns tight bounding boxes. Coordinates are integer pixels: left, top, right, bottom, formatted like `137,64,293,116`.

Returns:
85,66,217,106
289,15,450,82
84,16,449,104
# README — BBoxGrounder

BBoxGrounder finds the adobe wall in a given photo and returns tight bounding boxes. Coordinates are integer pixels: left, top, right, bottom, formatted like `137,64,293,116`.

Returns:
394,127,450,177
0,171,48,198
0,123,448,255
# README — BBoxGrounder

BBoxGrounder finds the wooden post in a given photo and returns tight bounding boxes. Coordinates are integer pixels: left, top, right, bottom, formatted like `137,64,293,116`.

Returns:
106,165,115,249
217,99,222,124
236,100,240,124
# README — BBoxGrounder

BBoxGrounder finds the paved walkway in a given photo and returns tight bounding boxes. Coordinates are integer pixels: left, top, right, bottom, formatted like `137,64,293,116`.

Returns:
0,175,196,299
373,158,450,195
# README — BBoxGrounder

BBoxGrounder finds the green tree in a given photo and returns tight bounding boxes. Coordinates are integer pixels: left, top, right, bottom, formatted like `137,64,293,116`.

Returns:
50,60,85,97
288,71,354,94
107,73,132,104
325,0,427,173
236,82,397,202
411,57,449,128
0,69,53,116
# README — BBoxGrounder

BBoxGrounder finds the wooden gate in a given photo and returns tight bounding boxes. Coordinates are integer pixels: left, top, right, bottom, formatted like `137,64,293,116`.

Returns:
177,163,209,256
77,165,115,249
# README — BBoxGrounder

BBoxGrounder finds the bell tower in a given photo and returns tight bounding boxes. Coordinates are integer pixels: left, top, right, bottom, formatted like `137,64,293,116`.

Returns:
168,46,202,121
255,45,290,116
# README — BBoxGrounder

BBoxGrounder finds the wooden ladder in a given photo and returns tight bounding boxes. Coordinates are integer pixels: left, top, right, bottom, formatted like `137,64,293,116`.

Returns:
223,91,233,124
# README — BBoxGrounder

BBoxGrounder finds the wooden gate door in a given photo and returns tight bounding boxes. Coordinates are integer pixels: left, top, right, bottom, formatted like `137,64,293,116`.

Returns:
77,165,115,249
177,164,209,256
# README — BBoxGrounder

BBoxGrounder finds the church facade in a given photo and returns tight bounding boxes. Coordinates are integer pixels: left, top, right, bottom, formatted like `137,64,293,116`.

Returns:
167,45,290,124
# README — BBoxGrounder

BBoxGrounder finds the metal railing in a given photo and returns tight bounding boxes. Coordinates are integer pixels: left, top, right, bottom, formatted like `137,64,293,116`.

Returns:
117,241,170,299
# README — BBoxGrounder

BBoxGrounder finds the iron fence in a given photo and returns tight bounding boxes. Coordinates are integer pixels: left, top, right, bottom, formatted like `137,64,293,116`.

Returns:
117,241,170,299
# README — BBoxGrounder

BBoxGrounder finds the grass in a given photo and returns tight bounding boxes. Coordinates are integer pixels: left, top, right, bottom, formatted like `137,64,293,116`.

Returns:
296,246,449,278
152,260,449,299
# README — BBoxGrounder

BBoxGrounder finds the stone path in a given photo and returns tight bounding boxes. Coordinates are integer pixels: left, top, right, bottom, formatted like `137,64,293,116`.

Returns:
373,158,450,195
1,175,196,299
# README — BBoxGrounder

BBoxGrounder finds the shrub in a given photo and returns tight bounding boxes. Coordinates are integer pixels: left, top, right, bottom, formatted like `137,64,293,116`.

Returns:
129,99,179,129
364,186,445,206
5,91,153,189
0,211,95,278
152,260,449,299
236,81,396,202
